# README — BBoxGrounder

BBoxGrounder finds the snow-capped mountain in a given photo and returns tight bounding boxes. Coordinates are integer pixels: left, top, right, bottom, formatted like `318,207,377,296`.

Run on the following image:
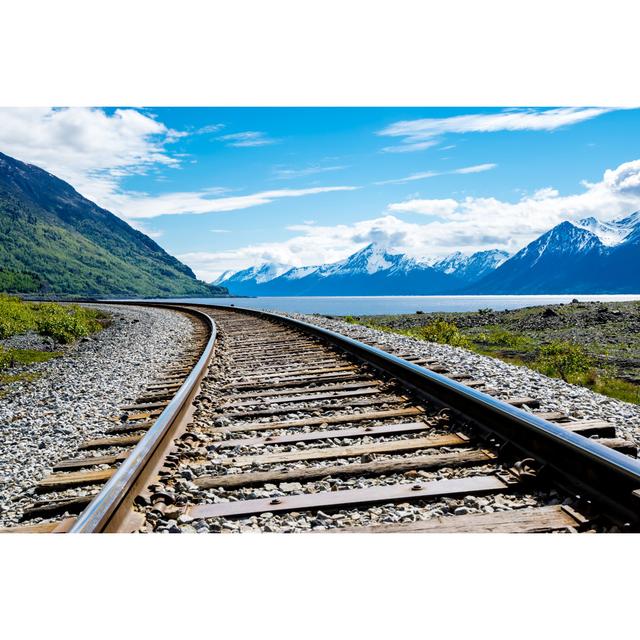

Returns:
213,244,508,296
433,249,509,281
210,262,289,292
472,212,640,293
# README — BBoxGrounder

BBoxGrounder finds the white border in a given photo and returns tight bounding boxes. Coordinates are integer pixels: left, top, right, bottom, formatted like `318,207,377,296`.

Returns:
1,1,638,636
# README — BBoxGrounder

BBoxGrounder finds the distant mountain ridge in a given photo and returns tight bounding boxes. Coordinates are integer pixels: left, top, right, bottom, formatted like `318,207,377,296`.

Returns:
215,211,640,296
214,244,509,295
0,151,227,296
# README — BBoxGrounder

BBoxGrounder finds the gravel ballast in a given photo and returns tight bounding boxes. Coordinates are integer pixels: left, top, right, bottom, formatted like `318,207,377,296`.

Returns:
283,312,640,449
0,304,195,527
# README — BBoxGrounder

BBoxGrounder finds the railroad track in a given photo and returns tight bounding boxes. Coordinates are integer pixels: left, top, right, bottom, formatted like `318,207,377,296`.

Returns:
4,303,640,533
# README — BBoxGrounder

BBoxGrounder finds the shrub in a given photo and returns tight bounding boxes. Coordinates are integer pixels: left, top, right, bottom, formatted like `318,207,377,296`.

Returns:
535,341,592,382
411,319,470,348
0,295,36,338
475,327,534,350
33,303,102,344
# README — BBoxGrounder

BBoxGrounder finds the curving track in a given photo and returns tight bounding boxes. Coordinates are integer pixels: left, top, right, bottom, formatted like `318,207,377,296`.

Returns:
4,302,640,533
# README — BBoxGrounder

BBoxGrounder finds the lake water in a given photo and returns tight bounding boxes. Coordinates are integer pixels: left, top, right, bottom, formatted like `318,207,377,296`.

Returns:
145,294,640,316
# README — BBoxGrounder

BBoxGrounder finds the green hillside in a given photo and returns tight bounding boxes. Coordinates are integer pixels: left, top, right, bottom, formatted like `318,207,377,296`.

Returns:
0,151,226,297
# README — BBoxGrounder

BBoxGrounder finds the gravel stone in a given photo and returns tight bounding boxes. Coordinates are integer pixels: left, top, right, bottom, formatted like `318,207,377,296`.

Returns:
0,304,194,527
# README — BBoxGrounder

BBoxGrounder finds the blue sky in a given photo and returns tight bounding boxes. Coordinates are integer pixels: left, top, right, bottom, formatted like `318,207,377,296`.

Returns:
1,106,640,280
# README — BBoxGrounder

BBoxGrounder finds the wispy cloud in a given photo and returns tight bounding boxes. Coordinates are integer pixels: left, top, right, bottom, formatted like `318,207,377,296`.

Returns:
382,140,440,154
378,107,613,153
454,163,497,174
218,131,277,147
210,228,230,233
196,123,225,135
114,185,358,219
273,164,346,179
375,163,496,185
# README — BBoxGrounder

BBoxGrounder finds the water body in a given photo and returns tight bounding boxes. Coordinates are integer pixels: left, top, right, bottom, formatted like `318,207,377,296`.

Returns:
147,294,640,316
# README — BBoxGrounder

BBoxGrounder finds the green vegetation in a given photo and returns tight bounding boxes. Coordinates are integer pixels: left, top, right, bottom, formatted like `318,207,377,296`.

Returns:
475,326,534,351
534,341,592,382
0,269,41,293
0,151,228,296
0,295,105,343
0,347,62,387
408,319,471,348
0,295,104,394
340,301,640,405
584,375,640,405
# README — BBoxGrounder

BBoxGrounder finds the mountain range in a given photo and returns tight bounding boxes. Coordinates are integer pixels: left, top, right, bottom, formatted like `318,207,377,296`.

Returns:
0,151,226,297
214,212,640,295
212,244,510,295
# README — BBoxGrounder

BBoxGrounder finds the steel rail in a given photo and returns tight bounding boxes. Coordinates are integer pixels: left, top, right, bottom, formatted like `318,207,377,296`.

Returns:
69,305,216,533
198,303,640,526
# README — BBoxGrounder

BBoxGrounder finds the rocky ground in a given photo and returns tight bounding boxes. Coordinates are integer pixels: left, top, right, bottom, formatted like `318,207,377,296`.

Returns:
0,304,195,527
347,300,640,384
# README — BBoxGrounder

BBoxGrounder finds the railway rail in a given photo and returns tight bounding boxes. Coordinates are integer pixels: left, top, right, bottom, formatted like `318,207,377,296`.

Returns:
3,302,640,533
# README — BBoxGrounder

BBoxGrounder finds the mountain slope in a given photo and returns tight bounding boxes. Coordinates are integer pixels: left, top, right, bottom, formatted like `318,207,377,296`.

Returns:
0,151,226,296
472,214,640,293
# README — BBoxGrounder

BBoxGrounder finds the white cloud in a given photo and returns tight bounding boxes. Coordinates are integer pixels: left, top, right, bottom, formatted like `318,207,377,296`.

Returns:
375,163,496,185
114,186,357,219
218,131,276,147
378,107,612,152
196,123,225,135
273,164,346,179
0,107,185,202
179,215,413,280
210,229,230,234
381,140,440,154
604,158,640,195
387,158,640,250
454,163,497,174
375,170,439,185
184,158,640,280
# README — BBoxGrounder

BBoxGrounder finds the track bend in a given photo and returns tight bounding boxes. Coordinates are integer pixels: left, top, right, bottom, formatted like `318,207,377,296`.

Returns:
6,303,640,533
111,305,640,533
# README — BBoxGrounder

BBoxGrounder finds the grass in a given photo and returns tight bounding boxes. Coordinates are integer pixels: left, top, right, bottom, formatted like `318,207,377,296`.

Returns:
0,295,106,391
0,369,43,397
584,375,640,404
1,348,63,367
0,294,107,343
343,315,640,405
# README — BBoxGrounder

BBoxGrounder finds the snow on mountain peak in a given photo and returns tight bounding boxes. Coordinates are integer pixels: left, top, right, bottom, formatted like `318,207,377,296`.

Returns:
433,249,509,278
252,262,290,283
322,243,400,276
210,269,234,285
574,216,635,247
